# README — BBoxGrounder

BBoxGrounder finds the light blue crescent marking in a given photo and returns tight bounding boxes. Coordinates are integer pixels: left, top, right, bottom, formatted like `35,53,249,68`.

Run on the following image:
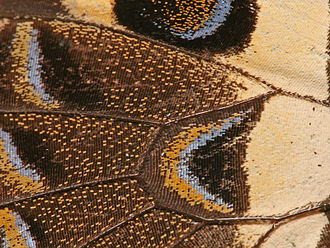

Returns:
12,211,36,248
27,29,56,104
177,110,251,207
0,128,40,182
169,0,232,40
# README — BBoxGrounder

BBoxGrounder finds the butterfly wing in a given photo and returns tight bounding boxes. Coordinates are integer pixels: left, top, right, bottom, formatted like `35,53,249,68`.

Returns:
0,1,329,247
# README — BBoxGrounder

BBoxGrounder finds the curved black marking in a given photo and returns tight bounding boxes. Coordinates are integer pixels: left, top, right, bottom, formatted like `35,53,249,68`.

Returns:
115,0,259,53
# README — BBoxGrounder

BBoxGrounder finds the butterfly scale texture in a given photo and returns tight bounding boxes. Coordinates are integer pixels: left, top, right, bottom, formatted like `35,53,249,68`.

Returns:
0,0,329,247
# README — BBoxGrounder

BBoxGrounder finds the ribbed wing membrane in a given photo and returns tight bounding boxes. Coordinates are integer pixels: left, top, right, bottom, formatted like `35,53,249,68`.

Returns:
0,1,329,247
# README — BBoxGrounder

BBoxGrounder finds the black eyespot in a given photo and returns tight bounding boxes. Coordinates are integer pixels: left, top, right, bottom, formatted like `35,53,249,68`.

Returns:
115,0,259,53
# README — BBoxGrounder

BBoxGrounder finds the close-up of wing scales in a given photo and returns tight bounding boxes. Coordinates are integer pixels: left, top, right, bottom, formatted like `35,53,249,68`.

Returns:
0,0,329,247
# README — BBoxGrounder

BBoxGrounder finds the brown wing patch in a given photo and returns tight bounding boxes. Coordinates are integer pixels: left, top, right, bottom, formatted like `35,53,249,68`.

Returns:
0,0,64,19
1,179,153,247
90,209,196,248
177,225,236,248
0,113,155,203
0,2,329,247
317,211,330,248
141,95,267,218
0,19,272,122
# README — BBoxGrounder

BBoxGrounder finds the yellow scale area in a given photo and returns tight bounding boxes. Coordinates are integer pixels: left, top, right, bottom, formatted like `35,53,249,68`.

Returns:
160,113,243,213
0,208,29,248
61,0,117,26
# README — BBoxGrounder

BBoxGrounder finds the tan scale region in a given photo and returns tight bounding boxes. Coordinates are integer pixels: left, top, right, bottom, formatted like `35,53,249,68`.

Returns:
245,95,330,216
61,0,117,26
234,224,272,247
261,213,329,248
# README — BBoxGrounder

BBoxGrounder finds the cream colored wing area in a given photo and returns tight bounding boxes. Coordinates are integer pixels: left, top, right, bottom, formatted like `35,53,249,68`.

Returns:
234,224,272,247
245,95,329,216
260,213,328,248
61,0,117,26
218,0,329,102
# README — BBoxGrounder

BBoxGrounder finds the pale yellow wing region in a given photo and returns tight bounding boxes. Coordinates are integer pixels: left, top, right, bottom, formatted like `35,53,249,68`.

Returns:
218,0,329,102
245,95,330,216
234,223,272,247
233,213,329,247
260,213,328,248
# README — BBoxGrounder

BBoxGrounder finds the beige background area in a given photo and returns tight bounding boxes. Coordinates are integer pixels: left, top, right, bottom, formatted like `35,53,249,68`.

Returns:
260,213,328,248
218,0,329,102
234,223,272,247
234,214,328,247
245,95,329,216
